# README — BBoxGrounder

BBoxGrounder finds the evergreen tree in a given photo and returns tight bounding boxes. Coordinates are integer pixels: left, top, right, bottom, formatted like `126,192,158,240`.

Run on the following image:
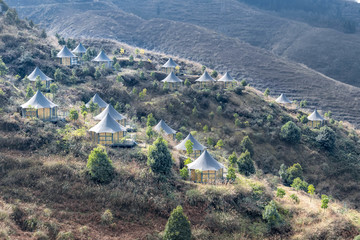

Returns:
69,109,79,121
26,84,34,98
228,152,237,167
262,201,283,228
226,167,236,181
185,140,193,155
163,206,191,240
87,147,115,184
147,137,173,175
280,121,301,144
240,136,254,157
316,126,336,150
237,150,255,176
147,113,156,127
321,195,329,211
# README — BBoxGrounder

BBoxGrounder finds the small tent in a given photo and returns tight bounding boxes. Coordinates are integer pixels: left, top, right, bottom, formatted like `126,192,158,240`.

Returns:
92,50,112,68
154,120,177,140
89,113,127,145
187,150,225,183
85,93,108,112
195,71,215,88
72,43,87,57
28,67,53,89
275,93,292,104
161,58,178,73
175,133,206,158
307,109,325,128
94,104,127,126
161,72,183,89
217,72,236,88
21,90,58,121
56,46,77,66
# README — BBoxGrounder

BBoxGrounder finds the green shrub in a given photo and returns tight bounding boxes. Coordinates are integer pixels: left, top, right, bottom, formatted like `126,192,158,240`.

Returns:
175,132,183,141
147,113,156,127
23,218,38,232
240,79,247,87
264,88,270,97
101,209,113,225
291,177,308,191
147,137,173,175
286,163,303,184
240,136,254,157
290,194,300,204
56,231,74,240
185,140,193,155
179,167,189,179
237,150,255,176
353,235,360,240
226,167,236,181
276,188,286,198
262,201,283,228
185,189,205,206
163,206,191,240
280,121,301,143
321,195,329,211
228,152,237,166
316,126,336,150
300,115,308,124
86,147,115,184
69,109,79,121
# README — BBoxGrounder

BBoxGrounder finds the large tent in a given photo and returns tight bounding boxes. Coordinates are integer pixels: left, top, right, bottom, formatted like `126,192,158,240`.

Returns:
94,104,127,126
217,72,236,88
161,58,178,73
161,72,183,89
195,71,216,88
275,93,292,104
56,46,77,66
85,93,108,112
187,150,225,183
154,120,177,139
28,67,53,88
21,90,58,120
72,43,87,57
307,109,325,127
175,133,206,157
89,113,127,145
92,50,112,68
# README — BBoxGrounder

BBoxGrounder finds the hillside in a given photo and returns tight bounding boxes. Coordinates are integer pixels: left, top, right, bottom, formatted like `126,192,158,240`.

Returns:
0,7,360,239
6,0,360,128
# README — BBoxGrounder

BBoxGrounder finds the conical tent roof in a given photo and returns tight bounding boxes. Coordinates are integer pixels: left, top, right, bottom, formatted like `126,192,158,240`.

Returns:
154,120,177,135
162,58,178,68
161,72,183,83
72,43,87,54
187,150,225,171
93,104,126,121
89,113,126,134
175,133,206,151
308,109,325,121
217,72,235,82
275,93,292,104
92,50,111,62
21,90,58,109
28,67,52,82
195,71,215,82
57,46,76,58
85,93,108,108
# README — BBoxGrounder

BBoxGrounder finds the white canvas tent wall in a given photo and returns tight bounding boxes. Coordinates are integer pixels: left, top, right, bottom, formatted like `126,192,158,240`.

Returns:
195,71,215,88
307,109,325,127
56,46,77,66
28,67,53,88
89,113,127,145
187,150,225,183
217,72,236,88
21,90,58,120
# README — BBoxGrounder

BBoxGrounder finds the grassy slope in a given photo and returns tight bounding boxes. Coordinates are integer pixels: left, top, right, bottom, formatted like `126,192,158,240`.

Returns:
0,12,360,240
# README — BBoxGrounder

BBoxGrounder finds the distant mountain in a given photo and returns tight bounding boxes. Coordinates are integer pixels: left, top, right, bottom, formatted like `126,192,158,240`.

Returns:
6,0,360,126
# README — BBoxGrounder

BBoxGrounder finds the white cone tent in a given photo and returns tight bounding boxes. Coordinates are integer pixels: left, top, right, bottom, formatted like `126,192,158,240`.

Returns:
154,120,177,139
307,109,325,128
175,133,206,157
161,72,183,89
94,104,126,126
187,150,225,183
195,71,215,88
217,72,236,88
85,93,108,111
275,93,292,104
72,43,87,55
21,90,58,120
56,46,77,66
161,58,178,73
92,50,112,68
28,67,52,88
89,113,127,145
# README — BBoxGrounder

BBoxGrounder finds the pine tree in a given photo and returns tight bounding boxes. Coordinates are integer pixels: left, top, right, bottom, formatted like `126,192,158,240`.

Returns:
237,150,255,176
163,206,191,240
87,147,115,184
240,136,254,157
147,137,173,175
